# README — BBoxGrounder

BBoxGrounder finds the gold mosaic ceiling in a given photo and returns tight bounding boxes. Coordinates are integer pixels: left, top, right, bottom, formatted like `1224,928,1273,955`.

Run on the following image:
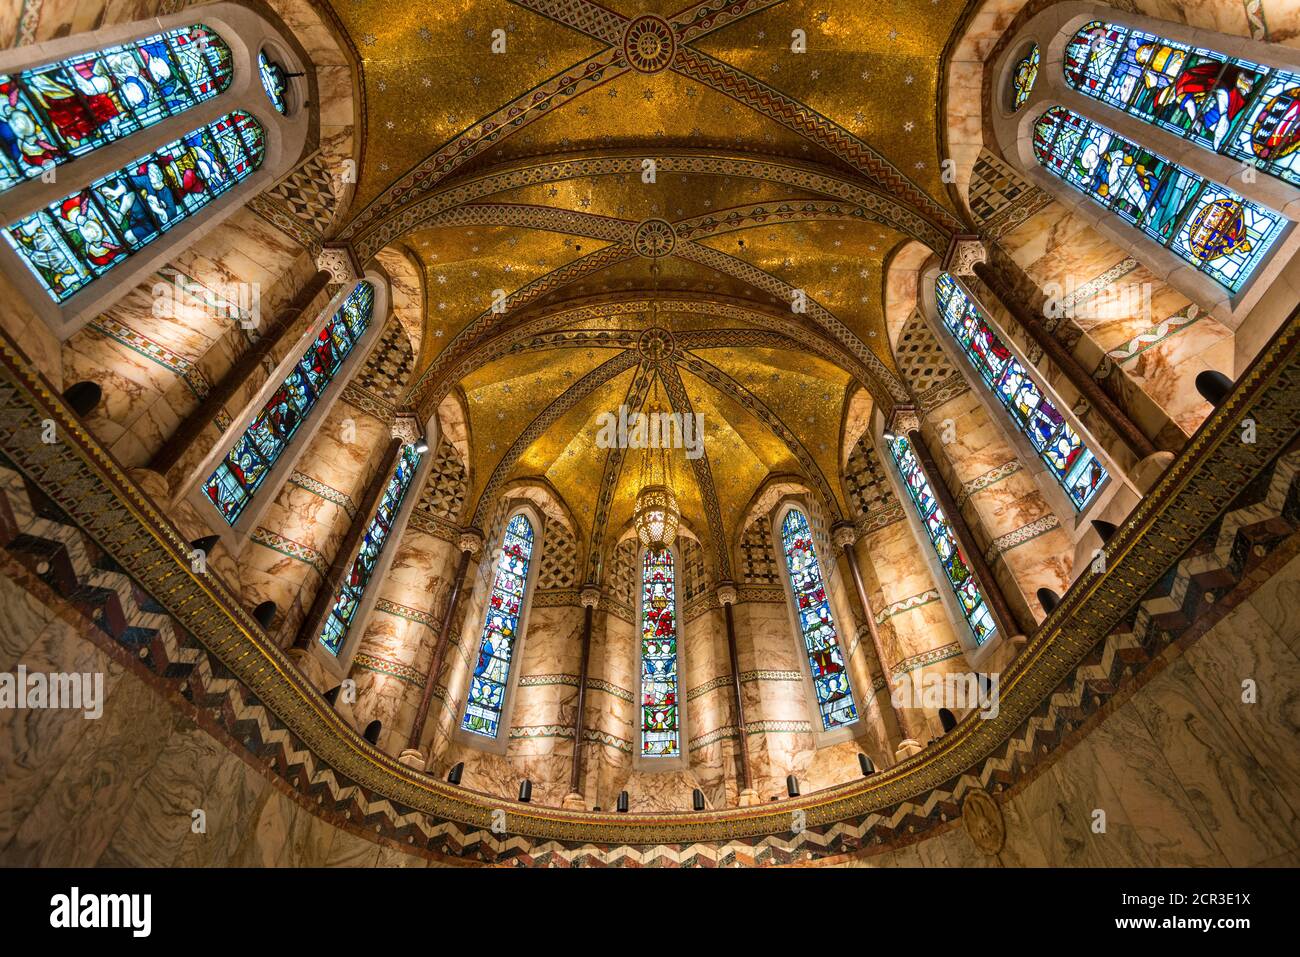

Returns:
320,0,974,569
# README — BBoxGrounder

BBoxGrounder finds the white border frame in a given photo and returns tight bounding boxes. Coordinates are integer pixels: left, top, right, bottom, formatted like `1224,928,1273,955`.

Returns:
179,271,391,555
989,1,1300,327
0,3,311,339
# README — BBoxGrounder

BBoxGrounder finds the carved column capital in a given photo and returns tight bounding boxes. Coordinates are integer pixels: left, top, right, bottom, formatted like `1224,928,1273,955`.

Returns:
943,234,987,277
830,521,858,550
884,405,921,438
458,528,484,559
315,244,362,285
715,581,738,606
579,586,602,609
390,411,421,445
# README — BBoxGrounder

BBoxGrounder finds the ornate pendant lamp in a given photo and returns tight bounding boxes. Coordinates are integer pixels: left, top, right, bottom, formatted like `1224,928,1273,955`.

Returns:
632,271,680,554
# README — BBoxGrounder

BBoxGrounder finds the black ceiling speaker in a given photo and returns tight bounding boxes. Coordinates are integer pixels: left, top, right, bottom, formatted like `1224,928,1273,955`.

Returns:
1037,587,1061,614
616,790,629,813
692,788,705,811
858,753,875,776
323,685,341,706
518,779,532,803
252,601,276,629
939,708,957,733
1091,519,1118,544
1195,370,1234,407
447,762,464,785
363,720,382,745
189,535,220,557
62,381,102,417
786,774,800,798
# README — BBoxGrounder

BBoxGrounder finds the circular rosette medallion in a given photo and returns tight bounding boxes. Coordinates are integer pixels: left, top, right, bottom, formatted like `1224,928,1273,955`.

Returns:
634,218,677,258
623,16,676,74
638,326,676,364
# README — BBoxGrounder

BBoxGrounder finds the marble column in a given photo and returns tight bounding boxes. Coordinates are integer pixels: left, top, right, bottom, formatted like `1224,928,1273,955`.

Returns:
147,270,333,480
400,529,483,767
563,586,601,810
905,428,1032,642
289,431,405,655
716,583,760,807
830,522,921,760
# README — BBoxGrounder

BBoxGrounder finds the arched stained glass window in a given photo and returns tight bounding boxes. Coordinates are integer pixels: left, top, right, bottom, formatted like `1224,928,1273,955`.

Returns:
1010,43,1040,110
1064,20,1300,188
320,443,423,656
936,273,1107,509
203,281,374,524
5,109,265,302
887,436,997,645
0,25,233,192
258,51,288,115
640,546,680,757
1032,106,1285,292
462,514,535,739
780,509,857,731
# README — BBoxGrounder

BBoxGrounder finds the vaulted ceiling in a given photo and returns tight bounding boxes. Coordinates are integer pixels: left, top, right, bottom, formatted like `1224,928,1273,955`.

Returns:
318,0,975,575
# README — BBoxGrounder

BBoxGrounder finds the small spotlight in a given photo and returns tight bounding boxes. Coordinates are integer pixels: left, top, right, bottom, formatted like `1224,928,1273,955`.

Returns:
447,762,464,785
858,753,875,776
882,431,896,442
692,788,705,811
1091,519,1118,544
252,600,277,629
616,791,629,813
190,535,220,557
1195,370,1234,407
786,774,800,798
1037,587,1061,614
414,440,430,454
518,779,532,803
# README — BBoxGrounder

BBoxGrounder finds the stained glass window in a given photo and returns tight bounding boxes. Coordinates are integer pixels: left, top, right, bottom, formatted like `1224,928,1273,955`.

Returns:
1064,20,1300,189
887,436,997,645
780,509,858,731
462,514,535,739
640,546,680,757
1010,43,1040,110
5,109,264,302
203,281,374,524
1032,106,1285,293
0,25,233,193
319,443,423,656
258,51,288,115
936,273,1107,509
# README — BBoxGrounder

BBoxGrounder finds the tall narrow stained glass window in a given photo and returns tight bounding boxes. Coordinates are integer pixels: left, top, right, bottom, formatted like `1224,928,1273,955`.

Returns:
462,515,535,739
0,25,233,193
887,436,997,645
936,273,1107,509
1032,106,1285,292
1064,20,1300,188
319,443,422,656
779,509,858,731
640,546,680,757
203,281,374,525
258,51,288,115
1010,43,1041,110
6,109,265,302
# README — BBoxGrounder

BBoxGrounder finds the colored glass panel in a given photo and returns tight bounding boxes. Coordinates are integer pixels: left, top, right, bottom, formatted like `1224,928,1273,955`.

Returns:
1032,106,1285,293
780,509,858,731
258,51,288,115
462,515,536,739
319,444,423,656
1064,20,1300,188
0,25,233,192
202,281,374,524
1010,44,1040,110
887,436,997,645
5,109,264,302
936,273,1107,509
640,546,680,756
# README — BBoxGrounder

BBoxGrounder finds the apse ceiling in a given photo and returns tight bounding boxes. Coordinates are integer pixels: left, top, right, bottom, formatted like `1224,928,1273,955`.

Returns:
318,0,974,574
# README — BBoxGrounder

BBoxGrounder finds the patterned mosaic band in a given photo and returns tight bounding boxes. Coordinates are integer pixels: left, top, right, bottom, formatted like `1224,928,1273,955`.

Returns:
984,514,1061,563
352,653,425,687
890,642,966,677
250,527,327,577
289,470,357,519
875,590,942,624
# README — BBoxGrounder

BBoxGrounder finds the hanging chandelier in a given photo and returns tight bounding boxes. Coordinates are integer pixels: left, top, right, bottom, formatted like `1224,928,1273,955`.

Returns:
632,276,680,554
